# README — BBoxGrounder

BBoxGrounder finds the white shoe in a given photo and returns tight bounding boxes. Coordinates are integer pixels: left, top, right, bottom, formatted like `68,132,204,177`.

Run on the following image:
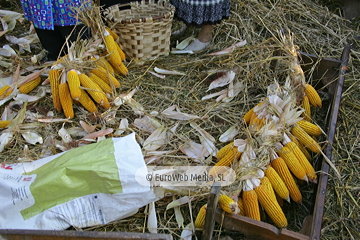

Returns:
183,38,211,52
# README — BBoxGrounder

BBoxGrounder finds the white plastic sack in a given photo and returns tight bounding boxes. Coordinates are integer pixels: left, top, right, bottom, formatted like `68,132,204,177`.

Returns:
0,133,156,230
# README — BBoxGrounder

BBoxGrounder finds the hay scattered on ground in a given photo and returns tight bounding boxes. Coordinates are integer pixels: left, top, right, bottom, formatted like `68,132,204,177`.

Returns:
0,0,359,239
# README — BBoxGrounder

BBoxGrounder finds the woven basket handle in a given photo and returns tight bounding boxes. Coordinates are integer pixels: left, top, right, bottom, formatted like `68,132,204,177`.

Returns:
105,0,174,24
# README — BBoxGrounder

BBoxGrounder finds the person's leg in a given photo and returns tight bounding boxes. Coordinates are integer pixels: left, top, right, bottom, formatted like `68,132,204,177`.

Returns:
34,27,65,60
197,24,213,43
58,24,92,43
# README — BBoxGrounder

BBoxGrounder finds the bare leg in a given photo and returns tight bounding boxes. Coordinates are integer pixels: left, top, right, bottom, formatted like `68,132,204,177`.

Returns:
198,25,214,43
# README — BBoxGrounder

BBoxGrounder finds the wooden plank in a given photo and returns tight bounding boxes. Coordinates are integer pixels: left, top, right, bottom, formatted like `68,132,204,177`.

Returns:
309,44,351,240
202,181,221,240
0,229,173,240
214,210,309,240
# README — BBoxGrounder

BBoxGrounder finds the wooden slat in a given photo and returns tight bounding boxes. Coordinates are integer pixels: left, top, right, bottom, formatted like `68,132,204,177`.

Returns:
202,181,221,240
309,44,351,240
214,210,309,240
0,229,173,240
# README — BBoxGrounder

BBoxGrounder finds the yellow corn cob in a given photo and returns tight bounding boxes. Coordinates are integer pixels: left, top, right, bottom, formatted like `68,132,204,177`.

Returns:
237,197,245,216
104,31,128,75
218,195,239,214
0,85,12,99
106,27,119,41
271,157,302,203
96,58,115,75
77,89,98,113
18,76,41,94
66,70,81,100
264,165,290,202
194,204,207,229
297,120,322,137
254,183,288,228
116,41,126,61
301,95,311,121
49,69,62,112
100,95,111,109
88,73,113,94
216,142,235,160
113,61,128,76
0,120,11,128
260,176,276,199
249,112,264,132
277,146,308,181
289,135,312,160
58,83,74,119
78,73,107,105
242,190,261,221
209,147,241,177
305,84,322,107
243,106,254,124
291,125,321,153
285,141,317,182
91,67,120,88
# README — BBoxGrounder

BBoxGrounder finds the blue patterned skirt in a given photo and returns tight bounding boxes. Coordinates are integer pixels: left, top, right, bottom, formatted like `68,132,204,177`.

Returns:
170,0,231,27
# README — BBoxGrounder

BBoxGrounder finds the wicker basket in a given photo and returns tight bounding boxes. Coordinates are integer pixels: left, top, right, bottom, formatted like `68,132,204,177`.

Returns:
104,0,175,61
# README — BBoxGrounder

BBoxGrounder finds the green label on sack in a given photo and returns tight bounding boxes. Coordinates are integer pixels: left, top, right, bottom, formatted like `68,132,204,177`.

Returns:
21,138,122,220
